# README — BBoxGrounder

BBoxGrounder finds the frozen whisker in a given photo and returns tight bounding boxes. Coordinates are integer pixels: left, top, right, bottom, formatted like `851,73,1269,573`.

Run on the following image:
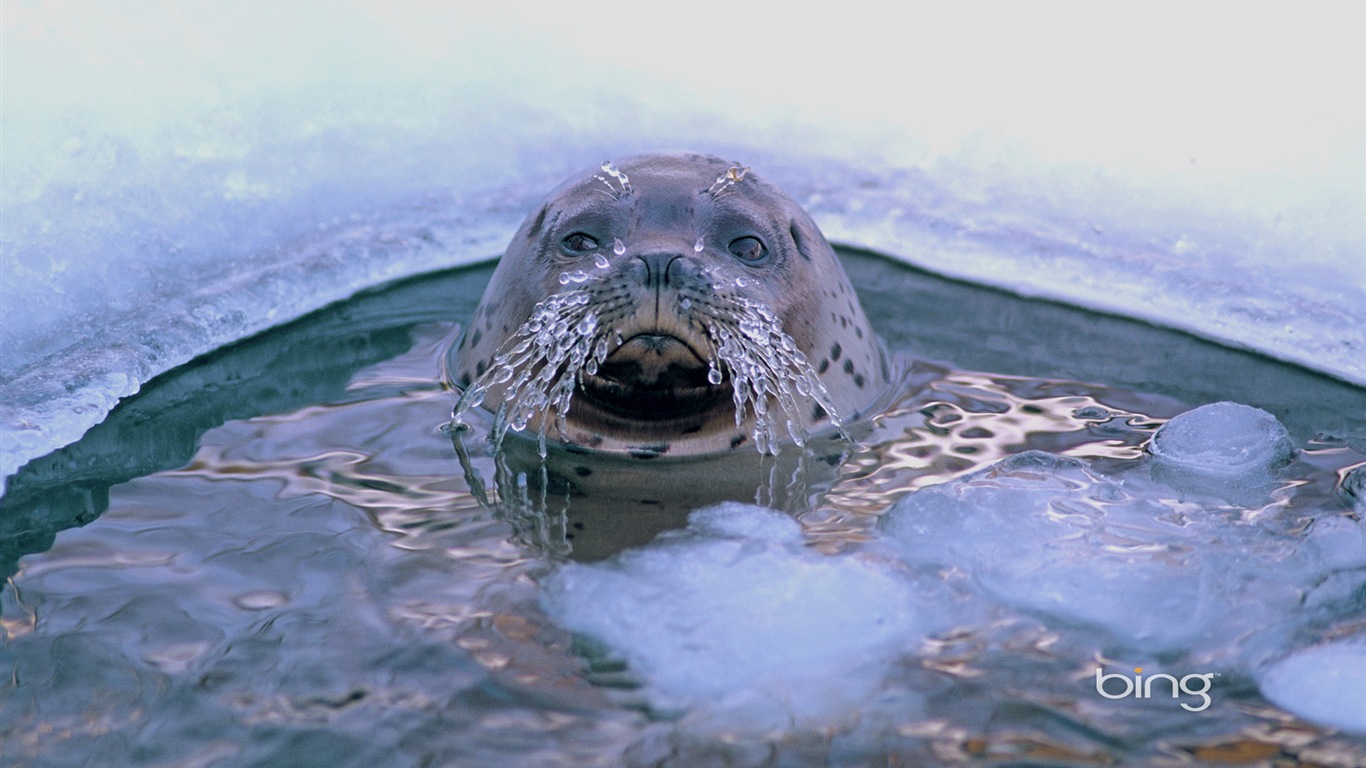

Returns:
453,274,623,457
692,291,847,455
707,163,750,200
590,177,620,200
594,160,633,199
454,270,844,458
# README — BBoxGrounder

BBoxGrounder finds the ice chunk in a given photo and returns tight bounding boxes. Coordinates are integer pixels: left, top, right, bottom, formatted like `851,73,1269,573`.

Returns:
1302,514,1366,572
878,450,1303,654
1342,464,1366,514
879,451,1096,569
1148,401,1294,477
685,503,806,544
1259,642,1366,735
541,503,923,720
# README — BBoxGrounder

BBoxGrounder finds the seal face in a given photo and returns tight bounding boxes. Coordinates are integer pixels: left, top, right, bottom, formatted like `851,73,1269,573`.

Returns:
447,152,888,458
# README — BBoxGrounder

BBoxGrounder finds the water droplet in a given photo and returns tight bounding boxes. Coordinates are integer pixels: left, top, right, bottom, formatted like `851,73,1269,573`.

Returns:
597,161,632,195
463,388,486,410
694,237,705,252
708,367,723,386
613,237,625,256
680,297,692,310
558,273,570,285
594,253,610,269
735,276,749,288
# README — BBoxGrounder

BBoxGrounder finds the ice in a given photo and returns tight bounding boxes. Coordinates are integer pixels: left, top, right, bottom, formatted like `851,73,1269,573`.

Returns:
541,503,927,723
4,5,1362,494
1301,515,1366,573
1146,401,1297,506
1342,465,1366,514
544,437,1366,731
1259,642,1366,735
1148,401,1295,477
877,444,1315,656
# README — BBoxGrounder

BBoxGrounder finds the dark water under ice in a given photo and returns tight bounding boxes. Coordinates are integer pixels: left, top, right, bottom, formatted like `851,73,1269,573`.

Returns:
3,248,1365,767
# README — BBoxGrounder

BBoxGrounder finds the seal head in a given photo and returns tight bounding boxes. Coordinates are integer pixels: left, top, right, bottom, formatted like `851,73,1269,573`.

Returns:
448,152,888,457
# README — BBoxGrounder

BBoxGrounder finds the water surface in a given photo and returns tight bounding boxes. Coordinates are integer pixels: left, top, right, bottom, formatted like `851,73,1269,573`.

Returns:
3,248,1365,767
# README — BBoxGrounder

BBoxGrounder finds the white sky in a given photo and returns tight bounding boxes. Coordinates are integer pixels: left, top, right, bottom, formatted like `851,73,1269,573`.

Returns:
8,1,1362,179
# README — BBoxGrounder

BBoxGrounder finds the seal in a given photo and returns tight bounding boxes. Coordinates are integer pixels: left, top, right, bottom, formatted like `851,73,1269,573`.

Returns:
447,152,889,458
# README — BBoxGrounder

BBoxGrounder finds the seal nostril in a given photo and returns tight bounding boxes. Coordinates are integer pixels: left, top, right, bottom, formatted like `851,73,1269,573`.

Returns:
636,252,685,288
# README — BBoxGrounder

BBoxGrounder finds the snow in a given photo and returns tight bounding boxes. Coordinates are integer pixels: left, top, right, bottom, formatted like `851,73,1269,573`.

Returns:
3,3,1363,493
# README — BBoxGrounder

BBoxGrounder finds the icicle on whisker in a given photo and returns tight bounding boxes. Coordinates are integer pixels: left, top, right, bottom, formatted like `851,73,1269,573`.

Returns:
452,285,613,457
699,294,848,455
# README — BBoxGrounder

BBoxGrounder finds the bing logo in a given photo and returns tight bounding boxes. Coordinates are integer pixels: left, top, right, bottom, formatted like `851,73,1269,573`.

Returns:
1094,666,1215,712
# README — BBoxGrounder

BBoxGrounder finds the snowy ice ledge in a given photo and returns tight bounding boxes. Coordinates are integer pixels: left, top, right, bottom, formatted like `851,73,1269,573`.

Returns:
3,4,1362,495
0,193,530,496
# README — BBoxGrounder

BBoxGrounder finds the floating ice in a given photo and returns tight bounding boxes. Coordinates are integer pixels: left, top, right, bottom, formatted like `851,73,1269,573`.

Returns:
1342,464,1366,514
877,450,1306,654
543,451,1366,735
1148,401,1294,477
542,503,924,720
1259,642,1366,735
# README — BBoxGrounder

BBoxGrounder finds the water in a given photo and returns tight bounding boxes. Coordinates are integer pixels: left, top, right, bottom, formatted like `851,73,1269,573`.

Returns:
4,249,1366,767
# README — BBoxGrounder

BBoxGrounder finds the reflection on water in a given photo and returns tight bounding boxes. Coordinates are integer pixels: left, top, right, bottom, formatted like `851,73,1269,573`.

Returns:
3,249,1366,766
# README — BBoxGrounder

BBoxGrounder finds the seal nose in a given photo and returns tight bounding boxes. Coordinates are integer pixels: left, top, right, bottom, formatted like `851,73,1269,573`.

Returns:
635,252,682,289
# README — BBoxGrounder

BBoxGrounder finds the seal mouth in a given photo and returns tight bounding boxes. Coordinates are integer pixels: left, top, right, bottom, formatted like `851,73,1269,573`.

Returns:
578,333,730,421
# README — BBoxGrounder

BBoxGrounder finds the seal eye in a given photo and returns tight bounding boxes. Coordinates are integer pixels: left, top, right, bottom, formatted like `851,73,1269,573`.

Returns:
561,232,599,257
728,236,767,264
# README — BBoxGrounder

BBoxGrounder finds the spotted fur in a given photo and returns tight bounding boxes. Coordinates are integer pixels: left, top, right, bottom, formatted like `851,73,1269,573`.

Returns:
446,152,888,457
